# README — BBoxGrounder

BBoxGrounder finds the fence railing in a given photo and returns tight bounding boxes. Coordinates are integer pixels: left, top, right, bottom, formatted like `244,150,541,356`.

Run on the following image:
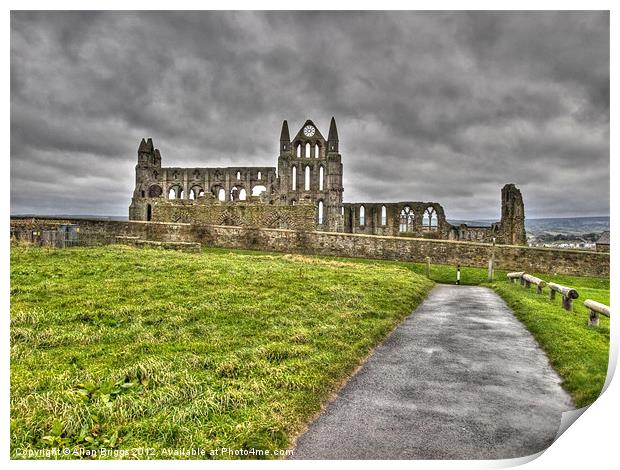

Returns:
506,272,610,325
584,299,610,326
522,274,547,294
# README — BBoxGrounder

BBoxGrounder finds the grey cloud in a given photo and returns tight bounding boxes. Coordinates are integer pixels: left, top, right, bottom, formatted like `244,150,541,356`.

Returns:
10,11,609,219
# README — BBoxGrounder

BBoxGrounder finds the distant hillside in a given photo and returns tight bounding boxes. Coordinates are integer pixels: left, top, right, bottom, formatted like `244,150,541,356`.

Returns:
448,216,609,237
525,216,609,237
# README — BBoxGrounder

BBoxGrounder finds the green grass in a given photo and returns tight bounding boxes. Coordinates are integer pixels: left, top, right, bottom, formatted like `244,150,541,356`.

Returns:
294,254,610,407
488,275,609,408
10,245,433,459
10,244,610,458
405,260,610,407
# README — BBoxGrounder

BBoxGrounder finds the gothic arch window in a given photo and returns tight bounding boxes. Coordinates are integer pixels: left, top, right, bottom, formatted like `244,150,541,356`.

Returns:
179,189,184,199
400,206,415,232
218,188,226,201
189,186,203,200
168,186,182,199
381,205,387,226
296,143,301,158
319,166,324,190
423,207,438,231
305,142,311,158
359,205,366,226
148,185,163,198
257,171,262,180
236,171,241,180
252,185,267,196
291,198,297,206
292,166,297,190
318,200,324,224
304,166,311,191
315,143,320,159
239,188,247,201
230,186,241,201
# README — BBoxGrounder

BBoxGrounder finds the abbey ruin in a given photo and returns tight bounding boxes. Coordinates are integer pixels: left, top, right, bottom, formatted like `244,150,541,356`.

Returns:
129,118,526,245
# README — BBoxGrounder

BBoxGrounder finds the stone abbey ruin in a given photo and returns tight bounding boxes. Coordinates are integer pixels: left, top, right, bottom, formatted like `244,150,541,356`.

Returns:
129,117,526,245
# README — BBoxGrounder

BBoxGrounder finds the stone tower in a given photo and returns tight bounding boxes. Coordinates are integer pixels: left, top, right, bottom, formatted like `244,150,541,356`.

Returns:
276,118,343,231
129,138,161,221
499,183,526,245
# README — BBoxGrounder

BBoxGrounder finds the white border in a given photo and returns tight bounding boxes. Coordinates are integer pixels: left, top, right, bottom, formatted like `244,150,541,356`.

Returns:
3,2,615,469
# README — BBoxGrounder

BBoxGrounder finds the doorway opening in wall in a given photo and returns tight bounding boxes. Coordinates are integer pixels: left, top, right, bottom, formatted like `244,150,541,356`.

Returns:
146,204,152,221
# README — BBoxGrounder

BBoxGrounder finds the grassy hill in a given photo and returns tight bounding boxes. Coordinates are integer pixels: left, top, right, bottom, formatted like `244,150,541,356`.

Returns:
10,245,433,459
10,245,610,459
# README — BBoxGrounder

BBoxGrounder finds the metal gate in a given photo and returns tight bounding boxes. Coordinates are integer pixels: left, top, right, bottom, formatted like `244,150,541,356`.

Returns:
57,224,79,248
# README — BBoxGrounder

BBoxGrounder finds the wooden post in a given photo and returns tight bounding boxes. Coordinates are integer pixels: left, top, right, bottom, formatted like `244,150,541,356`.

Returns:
549,289,556,300
548,283,579,312
588,309,600,327
487,238,495,282
456,265,461,285
584,300,610,327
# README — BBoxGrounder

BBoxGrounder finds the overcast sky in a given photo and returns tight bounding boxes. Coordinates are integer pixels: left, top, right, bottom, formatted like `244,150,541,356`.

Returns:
11,11,609,219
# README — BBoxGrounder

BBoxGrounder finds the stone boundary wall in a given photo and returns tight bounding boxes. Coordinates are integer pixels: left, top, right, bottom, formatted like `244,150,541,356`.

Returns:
10,217,609,277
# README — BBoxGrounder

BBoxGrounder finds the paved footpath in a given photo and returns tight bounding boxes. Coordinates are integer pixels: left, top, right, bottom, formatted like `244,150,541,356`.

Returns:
291,285,573,460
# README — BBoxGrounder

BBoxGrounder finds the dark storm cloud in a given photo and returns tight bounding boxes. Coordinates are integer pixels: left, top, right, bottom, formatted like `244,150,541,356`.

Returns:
11,11,609,218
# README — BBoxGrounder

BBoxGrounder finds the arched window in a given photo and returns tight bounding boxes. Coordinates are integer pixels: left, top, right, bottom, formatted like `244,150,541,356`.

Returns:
319,166,324,190
381,205,387,226
315,143,320,158
423,207,438,231
190,186,202,200
230,186,240,201
291,199,297,206
179,189,184,199
359,205,365,226
239,188,247,201
146,204,152,221
318,200,324,224
292,166,297,190
341,206,345,216
257,171,262,180
304,166,310,190
168,188,176,199
399,206,415,232
305,142,310,158
252,185,267,196
236,171,241,180
148,185,162,198
218,188,226,201
296,143,301,158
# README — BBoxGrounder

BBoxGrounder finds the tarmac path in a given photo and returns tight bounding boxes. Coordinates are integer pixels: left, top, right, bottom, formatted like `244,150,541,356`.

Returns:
291,284,573,460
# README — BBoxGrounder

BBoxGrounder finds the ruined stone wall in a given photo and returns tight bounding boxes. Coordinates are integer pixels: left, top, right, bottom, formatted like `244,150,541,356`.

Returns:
151,199,316,230
343,202,451,239
11,217,609,277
